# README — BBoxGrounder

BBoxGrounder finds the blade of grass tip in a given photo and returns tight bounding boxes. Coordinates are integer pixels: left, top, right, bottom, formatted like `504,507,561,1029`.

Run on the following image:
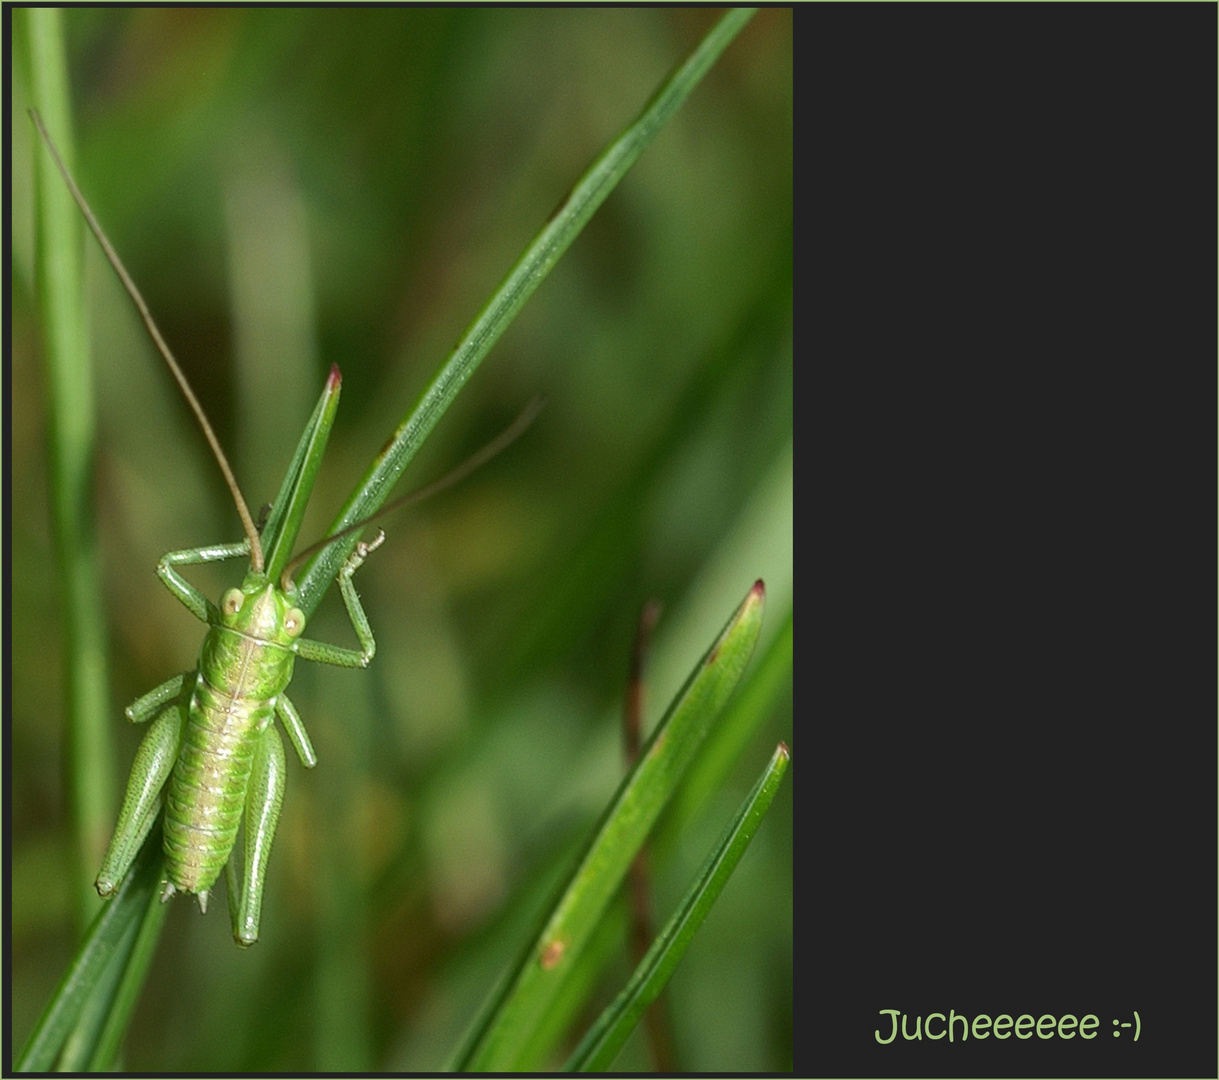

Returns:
16,826,165,1072
665,609,792,840
295,6,759,616
27,7,116,927
454,581,765,1072
566,742,791,1073
260,365,342,587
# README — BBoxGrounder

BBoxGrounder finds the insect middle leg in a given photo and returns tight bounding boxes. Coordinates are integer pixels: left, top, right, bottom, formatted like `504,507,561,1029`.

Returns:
125,671,192,723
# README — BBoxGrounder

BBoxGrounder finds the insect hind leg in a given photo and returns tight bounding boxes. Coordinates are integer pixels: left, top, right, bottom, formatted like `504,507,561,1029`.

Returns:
228,724,287,947
97,703,185,896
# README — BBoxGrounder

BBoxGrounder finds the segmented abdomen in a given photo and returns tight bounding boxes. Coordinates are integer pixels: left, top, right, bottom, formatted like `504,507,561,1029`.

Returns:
163,630,285,894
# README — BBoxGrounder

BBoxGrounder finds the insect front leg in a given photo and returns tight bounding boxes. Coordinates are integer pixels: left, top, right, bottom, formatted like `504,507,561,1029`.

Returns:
227,724,287,947
96,702,186,896
157,541,252,623
293,531,386,669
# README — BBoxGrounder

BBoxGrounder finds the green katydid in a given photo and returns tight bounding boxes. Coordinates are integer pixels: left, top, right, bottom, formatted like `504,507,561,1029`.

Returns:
31,109,537,946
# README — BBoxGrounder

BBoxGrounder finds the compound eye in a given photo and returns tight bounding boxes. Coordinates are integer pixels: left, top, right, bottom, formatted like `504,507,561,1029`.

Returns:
221,589,244,617
284,607,306,638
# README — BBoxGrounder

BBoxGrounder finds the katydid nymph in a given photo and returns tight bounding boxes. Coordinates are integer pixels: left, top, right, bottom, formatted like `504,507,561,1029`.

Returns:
31,110,536,946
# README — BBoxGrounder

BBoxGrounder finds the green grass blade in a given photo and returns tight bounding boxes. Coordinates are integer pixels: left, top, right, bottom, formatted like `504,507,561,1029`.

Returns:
667,609,793,838
452,581,765,1072
85,869,172,1070
26,5,116,928
260,365,342,585
565,741,791,1072
16,826,165,1072
504,614,792,1070
512,896,631,1070
295,7,758,617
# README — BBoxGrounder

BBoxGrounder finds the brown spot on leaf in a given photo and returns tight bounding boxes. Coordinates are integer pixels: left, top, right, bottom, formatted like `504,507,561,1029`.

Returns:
539,938,567,970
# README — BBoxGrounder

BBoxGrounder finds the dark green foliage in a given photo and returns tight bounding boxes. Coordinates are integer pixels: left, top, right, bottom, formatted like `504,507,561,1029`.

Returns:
13,8,791,1071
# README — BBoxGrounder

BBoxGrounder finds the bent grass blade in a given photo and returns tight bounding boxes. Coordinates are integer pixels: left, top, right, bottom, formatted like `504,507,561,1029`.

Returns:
452,581,765,1072
566,741,791,1072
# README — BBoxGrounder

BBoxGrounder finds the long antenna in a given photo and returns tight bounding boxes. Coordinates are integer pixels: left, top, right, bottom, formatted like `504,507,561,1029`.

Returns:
280,396,544,590
29,108,264,572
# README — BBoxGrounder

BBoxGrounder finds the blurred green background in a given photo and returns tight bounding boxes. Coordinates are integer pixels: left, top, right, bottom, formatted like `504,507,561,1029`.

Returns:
12,7,791,1071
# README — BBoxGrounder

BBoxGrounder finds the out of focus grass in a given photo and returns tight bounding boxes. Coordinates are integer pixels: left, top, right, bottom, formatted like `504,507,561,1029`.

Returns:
12,8,791,1071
